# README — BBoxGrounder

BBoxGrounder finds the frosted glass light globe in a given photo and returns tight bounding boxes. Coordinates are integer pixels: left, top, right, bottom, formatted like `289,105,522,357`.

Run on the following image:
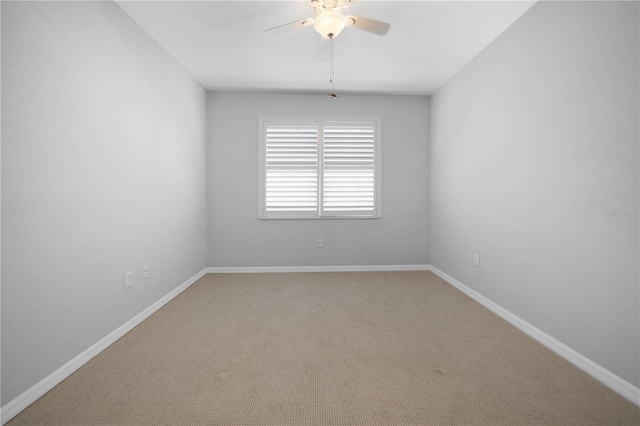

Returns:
313,10,346,39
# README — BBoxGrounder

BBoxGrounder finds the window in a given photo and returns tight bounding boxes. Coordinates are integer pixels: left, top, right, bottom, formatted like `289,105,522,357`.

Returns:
259,118,381,219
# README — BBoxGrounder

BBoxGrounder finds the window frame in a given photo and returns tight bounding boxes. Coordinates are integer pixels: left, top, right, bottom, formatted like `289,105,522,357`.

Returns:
258,117,382,220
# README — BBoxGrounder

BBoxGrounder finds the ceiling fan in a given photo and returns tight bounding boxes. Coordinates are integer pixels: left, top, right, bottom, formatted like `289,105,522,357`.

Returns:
265,0,391,40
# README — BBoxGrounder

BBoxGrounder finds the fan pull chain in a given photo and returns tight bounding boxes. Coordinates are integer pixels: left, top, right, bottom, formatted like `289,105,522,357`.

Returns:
328,35,337,98
329,36,334,85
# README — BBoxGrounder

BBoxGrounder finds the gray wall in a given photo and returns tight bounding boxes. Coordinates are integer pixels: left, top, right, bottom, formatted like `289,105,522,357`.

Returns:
1,1,208,404
430,1,639,387
208,92,429,267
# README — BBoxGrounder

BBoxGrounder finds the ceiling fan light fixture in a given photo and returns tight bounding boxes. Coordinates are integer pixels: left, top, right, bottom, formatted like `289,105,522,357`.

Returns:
313,9,346,39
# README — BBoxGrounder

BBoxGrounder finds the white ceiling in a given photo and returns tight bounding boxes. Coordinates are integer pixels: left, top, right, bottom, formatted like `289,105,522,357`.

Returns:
116,0,536,95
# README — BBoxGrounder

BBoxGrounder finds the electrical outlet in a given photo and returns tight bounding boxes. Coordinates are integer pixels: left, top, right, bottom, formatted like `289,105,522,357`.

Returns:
316,238,323,248
142,265,149,279
124,272,133,288
473,254,480,267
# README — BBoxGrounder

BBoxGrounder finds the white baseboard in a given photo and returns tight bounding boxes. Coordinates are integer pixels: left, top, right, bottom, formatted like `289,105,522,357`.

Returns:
1,268,208,425
206,264,430,274
427,265,640,407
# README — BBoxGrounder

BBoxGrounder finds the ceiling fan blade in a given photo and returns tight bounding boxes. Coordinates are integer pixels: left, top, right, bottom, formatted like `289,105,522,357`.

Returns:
344,15,390,36
264,18,314,37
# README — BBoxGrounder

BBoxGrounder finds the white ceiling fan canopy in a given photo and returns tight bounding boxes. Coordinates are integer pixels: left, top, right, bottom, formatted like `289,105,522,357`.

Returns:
311,0,352,14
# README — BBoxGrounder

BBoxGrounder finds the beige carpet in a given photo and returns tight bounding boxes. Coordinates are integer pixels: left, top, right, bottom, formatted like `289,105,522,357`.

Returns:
8,271,639,425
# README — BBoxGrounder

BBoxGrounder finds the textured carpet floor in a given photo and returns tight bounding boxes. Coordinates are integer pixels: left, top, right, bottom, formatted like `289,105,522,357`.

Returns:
8,271,639,425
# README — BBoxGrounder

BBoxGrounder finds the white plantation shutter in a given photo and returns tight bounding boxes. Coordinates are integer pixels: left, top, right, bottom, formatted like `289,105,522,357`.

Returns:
263,124,318,217
322,123,377,217
259,118,380,219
